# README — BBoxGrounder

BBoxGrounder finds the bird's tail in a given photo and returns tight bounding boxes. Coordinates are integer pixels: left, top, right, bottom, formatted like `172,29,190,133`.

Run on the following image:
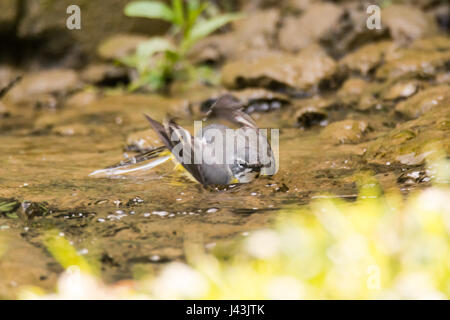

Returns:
89,146,172,177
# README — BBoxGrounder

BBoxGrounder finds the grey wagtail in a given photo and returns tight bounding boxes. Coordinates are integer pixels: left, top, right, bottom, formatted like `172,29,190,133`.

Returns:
90,94,276,186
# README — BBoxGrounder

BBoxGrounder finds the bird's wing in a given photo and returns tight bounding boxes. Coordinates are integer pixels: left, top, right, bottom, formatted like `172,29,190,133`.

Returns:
207,94,258,129
144,114,207,186
143,114,174,149
166,119,207,185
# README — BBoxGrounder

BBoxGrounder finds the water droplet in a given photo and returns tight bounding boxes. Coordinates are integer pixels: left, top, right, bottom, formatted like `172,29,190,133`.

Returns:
150,255,160,262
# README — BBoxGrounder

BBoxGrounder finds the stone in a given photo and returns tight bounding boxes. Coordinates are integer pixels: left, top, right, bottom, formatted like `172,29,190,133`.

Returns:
16,0,168,60
196,89,290,116
294,105,328,129
4,69,80,106
222,44,337,92
381,80,419,101
320,120,368,144
52,124,91,136
97,34,149,61
0,0,16,24
395,85,450,118
365,106,450,165
65,90,100,108
337,78,370,97
279,3,344,52
382,5,438,43
376,48,450,80
81,64,129,85
410,35,450,51
189,9,280,63
340,41,396,75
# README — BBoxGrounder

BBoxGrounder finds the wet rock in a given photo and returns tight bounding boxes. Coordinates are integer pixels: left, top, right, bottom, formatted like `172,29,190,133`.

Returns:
376,48,450,80
0,0,16,24
285,0,316,12
365,106,450,165
189,9,280,63
4,69,81,106
19,201,50,220
97,34,148,60
436,72,450,84
279,3,344,52
410,35,450,51
337,77,370,97
51,124,91,136
320,120,368,144
294,105,328,129
397,169,429,185
297,2,388,58
340,41,396,75
381,80,419,101
197,89,290,116
337,77,375,111
65,90,101,108
17,0,168,61
188,34,236,64
81,64,129,86
125,129,163,152
222,44,338,93
356,93,379,111
431,3,449,31
382,5,438,43
395,85,450,118
126,196,144,207
232,9,280,51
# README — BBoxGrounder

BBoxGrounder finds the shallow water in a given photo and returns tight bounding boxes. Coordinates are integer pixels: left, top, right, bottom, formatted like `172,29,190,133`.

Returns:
0,89,432,297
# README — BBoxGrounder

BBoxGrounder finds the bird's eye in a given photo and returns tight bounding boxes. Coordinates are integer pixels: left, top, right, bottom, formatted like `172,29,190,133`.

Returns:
236,161,245,169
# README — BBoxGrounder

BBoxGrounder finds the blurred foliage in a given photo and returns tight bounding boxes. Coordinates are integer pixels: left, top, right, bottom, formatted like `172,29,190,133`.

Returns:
19,158,450,299
0,198,19,214
122,0,241,91
43,231,94,275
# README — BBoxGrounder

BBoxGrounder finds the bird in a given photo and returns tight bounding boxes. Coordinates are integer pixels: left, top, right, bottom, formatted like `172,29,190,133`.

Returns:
90,94,276,186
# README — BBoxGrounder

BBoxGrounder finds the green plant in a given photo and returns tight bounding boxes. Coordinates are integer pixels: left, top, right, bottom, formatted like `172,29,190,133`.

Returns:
123,0,242,91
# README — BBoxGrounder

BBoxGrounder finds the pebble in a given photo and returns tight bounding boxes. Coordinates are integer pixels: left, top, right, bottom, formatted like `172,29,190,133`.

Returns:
152,211,168,217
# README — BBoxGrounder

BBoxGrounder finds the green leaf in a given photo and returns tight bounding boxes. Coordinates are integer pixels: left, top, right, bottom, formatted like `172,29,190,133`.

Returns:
124,1,174,22
187,13,242,47
0,199,19,213
187,0,208,30
136,37,176,57
44,231,93,274
171,0,185,27
118,54,140,69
